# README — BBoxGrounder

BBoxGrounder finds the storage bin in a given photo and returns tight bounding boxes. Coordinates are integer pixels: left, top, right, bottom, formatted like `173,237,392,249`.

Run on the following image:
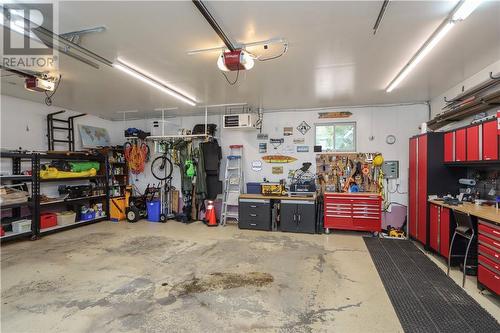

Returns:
80,211,96,221
57,211,76,226
246,182,262,194
11,219,31,233
147,200,161,222
40,213,57,229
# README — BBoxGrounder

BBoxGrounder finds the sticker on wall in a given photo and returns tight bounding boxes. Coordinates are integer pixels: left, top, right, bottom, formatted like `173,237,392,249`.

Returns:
282,145,294,154
251,160,263,172
297,121,311,135
262,155,297,163
297,146,309,152
293,138,305,144
269,138,284,149
283,127,294,136
259,143,267,153
272,166,284,175
257,133,269,140
318,111,352,119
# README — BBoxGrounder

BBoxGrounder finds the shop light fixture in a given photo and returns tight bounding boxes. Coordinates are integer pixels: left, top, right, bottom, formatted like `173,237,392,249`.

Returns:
386,0,484,93
113,58,197,106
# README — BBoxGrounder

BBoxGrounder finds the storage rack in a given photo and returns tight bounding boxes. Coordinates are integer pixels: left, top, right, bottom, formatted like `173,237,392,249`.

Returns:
36,152,110,236
0,152,37,241
0,152,110,241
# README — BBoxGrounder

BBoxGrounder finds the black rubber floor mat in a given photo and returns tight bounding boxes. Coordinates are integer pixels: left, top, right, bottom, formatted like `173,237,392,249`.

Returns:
364,237,499,333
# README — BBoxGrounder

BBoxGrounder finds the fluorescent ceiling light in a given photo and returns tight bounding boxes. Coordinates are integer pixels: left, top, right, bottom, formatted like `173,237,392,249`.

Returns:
386,22,454,92
453,0,484,21
386,0,484,93
113,58,197,106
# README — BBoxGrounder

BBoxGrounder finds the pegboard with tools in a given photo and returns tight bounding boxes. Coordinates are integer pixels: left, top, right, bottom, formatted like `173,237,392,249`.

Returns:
316,152,384,194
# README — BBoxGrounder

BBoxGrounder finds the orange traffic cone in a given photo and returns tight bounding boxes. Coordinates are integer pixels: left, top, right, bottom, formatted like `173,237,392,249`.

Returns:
205,200,218,227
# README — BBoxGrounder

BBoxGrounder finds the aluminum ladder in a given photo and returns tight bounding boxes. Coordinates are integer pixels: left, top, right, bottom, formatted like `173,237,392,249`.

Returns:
220,145,243,226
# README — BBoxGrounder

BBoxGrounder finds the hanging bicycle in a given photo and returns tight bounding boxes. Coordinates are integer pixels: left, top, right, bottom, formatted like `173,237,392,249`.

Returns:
151,141,175,181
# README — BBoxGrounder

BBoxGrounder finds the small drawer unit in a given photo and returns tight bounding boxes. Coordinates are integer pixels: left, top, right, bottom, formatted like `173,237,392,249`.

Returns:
238,198,272,231
477,220,500,295
323,193,381,232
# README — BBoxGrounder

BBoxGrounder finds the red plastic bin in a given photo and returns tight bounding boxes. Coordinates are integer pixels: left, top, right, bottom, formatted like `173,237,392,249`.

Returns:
40,213,57,229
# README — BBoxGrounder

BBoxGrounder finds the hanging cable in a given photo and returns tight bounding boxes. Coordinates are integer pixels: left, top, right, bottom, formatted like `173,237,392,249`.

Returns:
256,42,288,61
221,68,240,85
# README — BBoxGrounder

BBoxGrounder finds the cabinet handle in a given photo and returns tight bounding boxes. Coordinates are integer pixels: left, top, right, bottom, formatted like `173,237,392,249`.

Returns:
293,214,296,221
493,230,500,235
249,214,257,217
250,205,257,208
250,223,257,226
494,242,500,248
495,275,499,280
298,214,301,222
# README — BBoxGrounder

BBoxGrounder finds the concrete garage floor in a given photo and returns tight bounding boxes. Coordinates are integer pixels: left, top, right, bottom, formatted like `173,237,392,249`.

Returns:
0,221,497,333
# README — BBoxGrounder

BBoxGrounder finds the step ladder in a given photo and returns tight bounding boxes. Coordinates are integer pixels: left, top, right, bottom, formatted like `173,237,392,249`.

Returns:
220,145,243,226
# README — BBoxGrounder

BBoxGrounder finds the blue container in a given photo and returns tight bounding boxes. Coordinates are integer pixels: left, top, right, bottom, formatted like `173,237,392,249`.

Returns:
80,211,96,221
246,182,262,194
147,200,161,222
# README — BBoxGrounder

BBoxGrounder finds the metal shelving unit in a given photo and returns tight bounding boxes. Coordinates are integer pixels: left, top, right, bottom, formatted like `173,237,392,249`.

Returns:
0,152,36,242
1,151,110,242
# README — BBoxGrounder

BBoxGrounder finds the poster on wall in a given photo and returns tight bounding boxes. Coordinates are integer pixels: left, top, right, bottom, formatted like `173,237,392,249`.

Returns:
272,166,283,175
297,121,311,135
79,125,111,148
282,145,294,154
262,155,297,163
259,143,267,153
293,138,305,144
257,133,269,140
283,127,293,136
297,146,309,152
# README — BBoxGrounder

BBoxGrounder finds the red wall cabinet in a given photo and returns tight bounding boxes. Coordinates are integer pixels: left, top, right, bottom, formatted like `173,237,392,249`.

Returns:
466,125,480,161
455,128,467,162
482,120,499,161
417,135,428,245
444,132,454,162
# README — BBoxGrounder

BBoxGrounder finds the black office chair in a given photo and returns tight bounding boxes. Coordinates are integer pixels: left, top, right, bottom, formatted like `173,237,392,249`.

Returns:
447,210,475,287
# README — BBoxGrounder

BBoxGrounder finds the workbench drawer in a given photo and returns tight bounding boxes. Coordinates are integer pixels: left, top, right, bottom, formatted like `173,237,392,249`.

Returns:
478,264,500,295
479,222,500,241
479,234,500,252
479,244,500,264
238,199,271,231
479,255,500,275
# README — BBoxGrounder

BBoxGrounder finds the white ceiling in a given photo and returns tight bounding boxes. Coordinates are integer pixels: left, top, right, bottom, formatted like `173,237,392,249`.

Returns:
1,1,499,119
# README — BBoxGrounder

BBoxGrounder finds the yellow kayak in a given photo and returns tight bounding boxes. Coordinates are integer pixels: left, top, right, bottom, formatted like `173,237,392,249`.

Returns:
40,167,97,179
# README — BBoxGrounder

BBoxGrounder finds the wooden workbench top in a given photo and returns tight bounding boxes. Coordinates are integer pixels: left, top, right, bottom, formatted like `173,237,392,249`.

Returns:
429,200,500,224
239,193,316,201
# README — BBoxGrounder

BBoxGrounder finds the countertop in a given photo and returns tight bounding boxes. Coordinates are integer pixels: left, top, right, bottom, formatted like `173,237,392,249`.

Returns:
429,199,500,224
240,193,316,201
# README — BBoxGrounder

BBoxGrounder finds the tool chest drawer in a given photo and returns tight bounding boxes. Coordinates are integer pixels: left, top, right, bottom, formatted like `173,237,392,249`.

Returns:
478,221,500,241
479,255,500,274
238,199,272,231
479,244,500,263
479,234,500,251
478,264,500,295
323,193,381,232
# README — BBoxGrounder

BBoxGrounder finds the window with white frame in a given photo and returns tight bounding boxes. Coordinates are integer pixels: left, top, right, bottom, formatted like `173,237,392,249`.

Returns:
315,122,356,152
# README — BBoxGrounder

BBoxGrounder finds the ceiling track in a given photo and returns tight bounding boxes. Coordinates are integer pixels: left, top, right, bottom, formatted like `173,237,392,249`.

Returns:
373,0,390,35
192,0,236,52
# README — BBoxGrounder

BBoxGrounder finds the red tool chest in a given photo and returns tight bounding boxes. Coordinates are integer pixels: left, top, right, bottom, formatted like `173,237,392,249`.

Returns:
466,125,480,161
478,220,500,295
444,132,454,162
455,128,467,162
324,193,381,232
482,120,499,161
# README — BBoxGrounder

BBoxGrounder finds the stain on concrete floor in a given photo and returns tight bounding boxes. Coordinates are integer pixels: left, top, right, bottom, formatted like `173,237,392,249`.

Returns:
1,221,404,333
